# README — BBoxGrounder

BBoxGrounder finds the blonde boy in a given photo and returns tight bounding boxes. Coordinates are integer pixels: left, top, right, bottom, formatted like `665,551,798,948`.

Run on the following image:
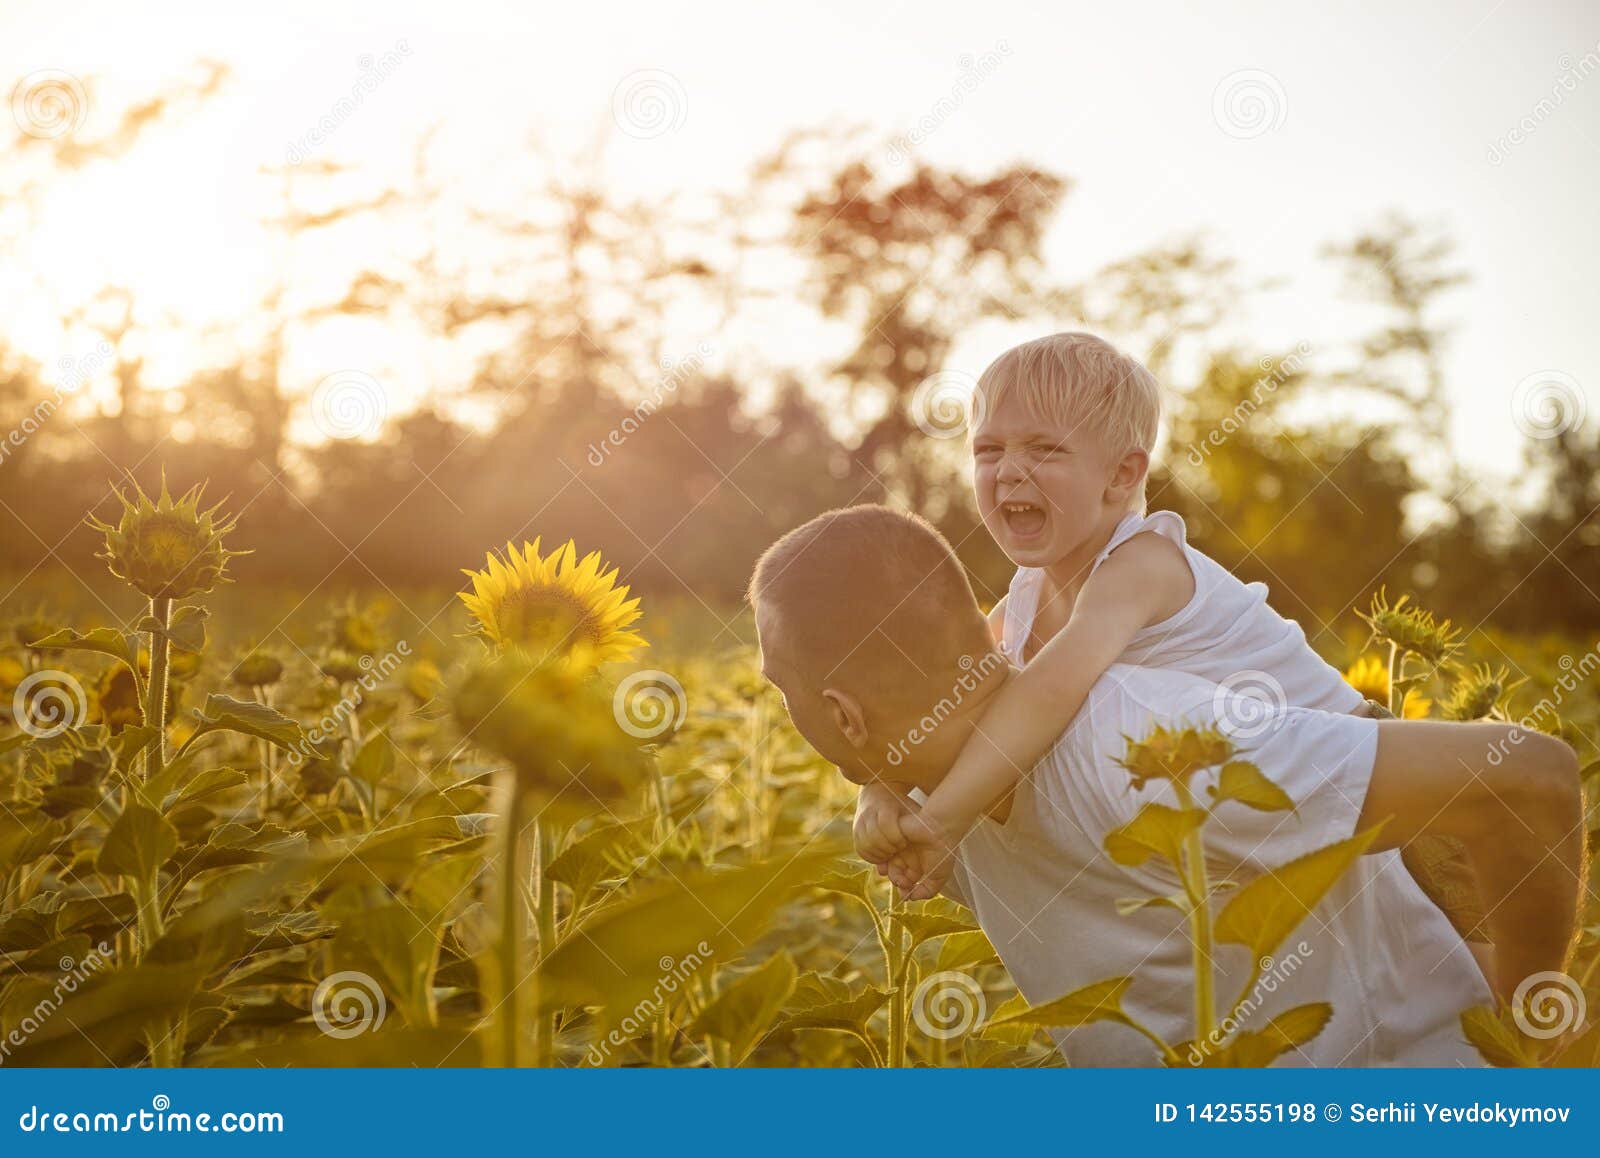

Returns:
855,333,1489,963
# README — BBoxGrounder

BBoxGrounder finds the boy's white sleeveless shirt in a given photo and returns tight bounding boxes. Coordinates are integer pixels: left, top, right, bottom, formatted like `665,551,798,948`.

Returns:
1001,509,1364,714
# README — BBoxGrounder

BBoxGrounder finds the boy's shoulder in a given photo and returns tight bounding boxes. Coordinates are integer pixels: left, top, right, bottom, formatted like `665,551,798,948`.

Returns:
1102,526,1188,576
1096,525,1196,620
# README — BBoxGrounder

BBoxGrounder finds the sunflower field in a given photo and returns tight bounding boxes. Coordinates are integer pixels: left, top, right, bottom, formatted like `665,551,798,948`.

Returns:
1,480,1598,1069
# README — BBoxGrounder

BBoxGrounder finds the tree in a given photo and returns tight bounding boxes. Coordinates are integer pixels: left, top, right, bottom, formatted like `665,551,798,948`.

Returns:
791,153,1069,510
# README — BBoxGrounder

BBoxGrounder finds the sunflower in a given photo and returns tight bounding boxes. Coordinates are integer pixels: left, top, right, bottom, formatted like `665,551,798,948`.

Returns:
1343,655,1432,718
1440,663,1519,721
404,658,443,702
1357,588,1461,667
88,478,244,601
1343,655,1389,702
459,538,644,668
231,649,285,690
1117,722,1235,789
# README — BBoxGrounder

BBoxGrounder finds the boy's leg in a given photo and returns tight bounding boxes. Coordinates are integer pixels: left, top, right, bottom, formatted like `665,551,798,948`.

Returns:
1353,700,1492,947
1360,717,1583,1001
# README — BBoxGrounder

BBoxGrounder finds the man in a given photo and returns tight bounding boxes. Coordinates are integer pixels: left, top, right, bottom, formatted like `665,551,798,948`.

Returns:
750,505,1583,1066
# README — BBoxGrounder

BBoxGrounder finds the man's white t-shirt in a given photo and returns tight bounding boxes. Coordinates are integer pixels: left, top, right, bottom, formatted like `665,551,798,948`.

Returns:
946,664,1492,1067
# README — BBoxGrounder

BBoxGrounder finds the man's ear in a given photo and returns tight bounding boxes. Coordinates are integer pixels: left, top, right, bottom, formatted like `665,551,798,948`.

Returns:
821,688,869,748
1105,447,1149,507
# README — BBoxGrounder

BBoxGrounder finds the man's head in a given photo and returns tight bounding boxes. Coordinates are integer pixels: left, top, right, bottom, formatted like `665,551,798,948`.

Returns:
972,332,1161,569
749,505,1005,790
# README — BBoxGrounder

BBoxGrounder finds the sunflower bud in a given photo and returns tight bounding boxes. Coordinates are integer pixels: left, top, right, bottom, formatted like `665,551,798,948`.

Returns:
1441,663,1515,721
89,479,244,600
452,653,649,822
318,648,369,684
1358,588,1461,668
1118,723,1236,789
232,650,285,689
324,603,382,655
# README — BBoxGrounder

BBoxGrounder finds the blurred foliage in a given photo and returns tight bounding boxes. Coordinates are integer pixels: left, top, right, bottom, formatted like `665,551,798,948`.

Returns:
0,94,1595,628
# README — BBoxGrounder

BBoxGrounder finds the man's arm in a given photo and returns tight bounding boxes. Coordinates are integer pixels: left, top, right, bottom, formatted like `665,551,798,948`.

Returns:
1358,720,1584,1002
984,595,1009,647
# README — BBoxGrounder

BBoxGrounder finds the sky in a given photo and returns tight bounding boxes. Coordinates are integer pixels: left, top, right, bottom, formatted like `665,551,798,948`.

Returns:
2,0,1597,476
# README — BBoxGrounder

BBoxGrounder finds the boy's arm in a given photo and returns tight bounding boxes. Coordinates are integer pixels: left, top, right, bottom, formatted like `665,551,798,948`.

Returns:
1357,720,1583,1002
920,533,1193,842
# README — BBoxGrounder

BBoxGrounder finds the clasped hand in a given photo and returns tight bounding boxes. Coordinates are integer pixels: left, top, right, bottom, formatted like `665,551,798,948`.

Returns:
852,781,960,902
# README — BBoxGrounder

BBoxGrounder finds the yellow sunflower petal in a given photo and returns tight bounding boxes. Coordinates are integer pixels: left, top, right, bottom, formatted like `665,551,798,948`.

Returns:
459,535,647,669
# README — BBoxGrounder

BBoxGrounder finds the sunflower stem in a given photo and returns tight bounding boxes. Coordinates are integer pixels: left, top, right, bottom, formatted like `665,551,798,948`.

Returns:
494,779,528,1068
1174,778,1217,1043
533,820,557,1067
253,686,274,816
885,886,908,1068
143,596,172,784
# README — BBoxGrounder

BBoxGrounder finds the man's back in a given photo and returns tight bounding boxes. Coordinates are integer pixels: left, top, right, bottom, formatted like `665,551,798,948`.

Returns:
948,664,1491,1066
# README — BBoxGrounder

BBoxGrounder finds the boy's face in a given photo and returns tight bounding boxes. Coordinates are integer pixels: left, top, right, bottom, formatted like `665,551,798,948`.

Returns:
972,391,1121,569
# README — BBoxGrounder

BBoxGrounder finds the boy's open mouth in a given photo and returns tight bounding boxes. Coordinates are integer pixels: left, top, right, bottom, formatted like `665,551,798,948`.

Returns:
1001,501,1047,538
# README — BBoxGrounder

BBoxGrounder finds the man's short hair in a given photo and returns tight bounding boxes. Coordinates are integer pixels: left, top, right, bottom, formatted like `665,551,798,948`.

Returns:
748,505,992,711
977,331,1162,509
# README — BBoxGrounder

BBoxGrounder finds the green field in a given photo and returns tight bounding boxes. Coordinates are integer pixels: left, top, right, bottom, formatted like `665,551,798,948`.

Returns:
3,497,1597,1068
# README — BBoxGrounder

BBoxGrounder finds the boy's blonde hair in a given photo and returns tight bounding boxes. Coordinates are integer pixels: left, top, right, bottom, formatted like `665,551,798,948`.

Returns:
976,332,1162,510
